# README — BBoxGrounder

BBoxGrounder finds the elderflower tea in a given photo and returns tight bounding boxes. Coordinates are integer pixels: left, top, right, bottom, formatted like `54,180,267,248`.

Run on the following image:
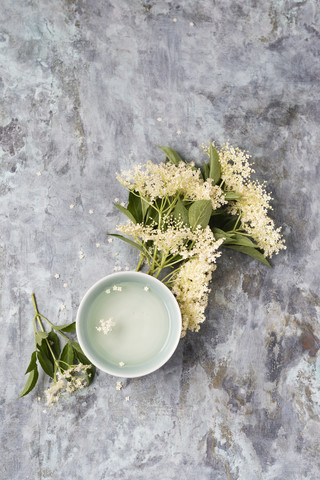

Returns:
76,272,181,378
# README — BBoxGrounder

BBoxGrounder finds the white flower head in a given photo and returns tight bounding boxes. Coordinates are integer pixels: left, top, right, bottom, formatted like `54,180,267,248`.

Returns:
44,364,92,406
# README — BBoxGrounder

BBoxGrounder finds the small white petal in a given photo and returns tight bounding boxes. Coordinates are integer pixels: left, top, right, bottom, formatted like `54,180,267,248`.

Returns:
108,238,113,243
125,396,130,401
69,204,75,209
54,273,60,279
173,18,177,22
89,209,94,214
157,117,162,122
63,283,68,288
96,243,100,248
36,171,42,176
189,22,194,27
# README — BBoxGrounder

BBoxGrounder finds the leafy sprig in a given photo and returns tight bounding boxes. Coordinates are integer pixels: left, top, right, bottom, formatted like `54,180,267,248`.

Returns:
18,293,95,400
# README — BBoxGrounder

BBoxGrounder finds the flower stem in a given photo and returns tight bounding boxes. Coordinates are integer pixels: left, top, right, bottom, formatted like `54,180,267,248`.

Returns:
32,293,62,378
135,254,144,272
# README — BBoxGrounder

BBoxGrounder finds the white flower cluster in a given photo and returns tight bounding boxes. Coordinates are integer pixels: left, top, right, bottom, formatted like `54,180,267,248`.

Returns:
44,363,91,406
203,143,286,257
170,227,223,336
117,221,222,262
116,161,226,210
96,318,116,335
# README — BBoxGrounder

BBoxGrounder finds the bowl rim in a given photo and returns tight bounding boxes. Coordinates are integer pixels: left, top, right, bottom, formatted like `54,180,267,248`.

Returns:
76,271,182,378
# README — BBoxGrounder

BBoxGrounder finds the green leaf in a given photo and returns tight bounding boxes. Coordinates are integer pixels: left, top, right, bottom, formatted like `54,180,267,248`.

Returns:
211,227,229,241
59,343,74,369
145,205,159,226
189,200,212,229
223,245,271,267
127,191,143,223
173,199,189,226
48,331,60,358
35,331,49,347
108,234,144,253
114,203,137,224
72,342,96,385
224,233,258,248
157,146,184,166
202,161,210,180
224,191,242,201
25,351,38,374
70,341,84,354
54,322,76,333
141,197,149,221
209,144,221,185
18,366,39,398
37,350,54,378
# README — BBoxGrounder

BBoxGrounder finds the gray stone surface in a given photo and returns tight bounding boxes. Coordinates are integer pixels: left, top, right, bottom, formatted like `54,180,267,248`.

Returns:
1,0,320,478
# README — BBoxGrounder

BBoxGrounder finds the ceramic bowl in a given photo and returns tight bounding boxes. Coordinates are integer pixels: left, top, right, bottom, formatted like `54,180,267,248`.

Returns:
76,271,182,378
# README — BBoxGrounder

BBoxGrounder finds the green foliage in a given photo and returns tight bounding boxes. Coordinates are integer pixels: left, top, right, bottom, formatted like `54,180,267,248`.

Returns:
173,198,189,226
108,233,144,253
18,367,39,398
127,191,144,223
189,200,212,229
157,146,185,165
54,322,76,333
223,245,271,267
19,294,95,401
114,203,137,224
209,144,221,185
60,343,74,369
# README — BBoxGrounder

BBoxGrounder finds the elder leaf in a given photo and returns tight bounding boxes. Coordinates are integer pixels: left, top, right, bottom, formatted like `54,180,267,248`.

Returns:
209,144,221,185
37,350,54,378
18,366,39,398
224,245,271,267
54,322,76,333
108,234,144,253
114,203,137,224
157,146,184,165
189,200,212,229
59,343,74,369
25,351,38,374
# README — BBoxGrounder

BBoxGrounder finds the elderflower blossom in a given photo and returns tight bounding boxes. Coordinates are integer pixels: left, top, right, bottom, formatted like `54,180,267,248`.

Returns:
117,220,219,261
171,227,223,336
116,161,225,210
44,363,92,406
203,142,286,257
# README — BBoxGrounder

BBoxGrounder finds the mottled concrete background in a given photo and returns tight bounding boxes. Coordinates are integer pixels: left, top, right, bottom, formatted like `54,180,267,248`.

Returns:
1,0,320,479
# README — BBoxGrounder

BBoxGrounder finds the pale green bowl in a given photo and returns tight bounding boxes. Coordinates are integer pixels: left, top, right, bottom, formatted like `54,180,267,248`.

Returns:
76,271,182,378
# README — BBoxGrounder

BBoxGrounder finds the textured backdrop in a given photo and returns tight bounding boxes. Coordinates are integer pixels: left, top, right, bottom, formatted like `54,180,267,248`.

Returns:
1,1,320,479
